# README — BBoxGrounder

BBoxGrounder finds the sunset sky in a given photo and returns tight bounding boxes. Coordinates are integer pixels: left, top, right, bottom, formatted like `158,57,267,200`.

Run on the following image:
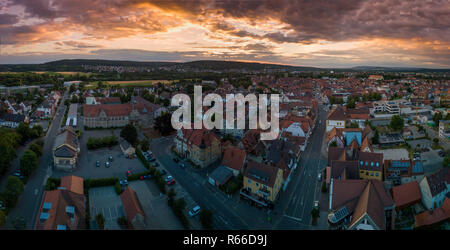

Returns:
0,0,449,68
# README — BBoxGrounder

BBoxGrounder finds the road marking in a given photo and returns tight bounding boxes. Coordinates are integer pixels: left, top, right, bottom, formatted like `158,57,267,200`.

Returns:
284,214,302,222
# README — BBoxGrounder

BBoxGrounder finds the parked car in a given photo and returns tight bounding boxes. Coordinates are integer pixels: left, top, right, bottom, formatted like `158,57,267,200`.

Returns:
160,169,167,176
317,173,322,181
95,161,100,167
173,157,179,163
0,201,5,210
120,179,128,186
179,163,185,169
108,155,113,162
438,150,445,157
126,170,131,176
167,179,176,186
153,162,160,167
149,157,156,162
105,162,111,168
188,205,201,217
165,176,173,182
12,170,24,179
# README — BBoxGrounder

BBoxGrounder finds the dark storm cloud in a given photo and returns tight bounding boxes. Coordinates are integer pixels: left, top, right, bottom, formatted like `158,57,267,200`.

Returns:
5,0,450,43
0,13,18,25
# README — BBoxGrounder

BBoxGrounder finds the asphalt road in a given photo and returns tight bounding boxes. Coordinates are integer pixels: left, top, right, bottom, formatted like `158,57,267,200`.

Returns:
150,137,251,230
149,102,328,230
3,90,68,229
273,103,328,229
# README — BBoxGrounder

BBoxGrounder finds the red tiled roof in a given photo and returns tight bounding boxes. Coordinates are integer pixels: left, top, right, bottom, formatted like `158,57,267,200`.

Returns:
83,103,132,117
415,198,450,228
120,187,145,226
221,147,246,171
60,175,84,195
391,181,422,210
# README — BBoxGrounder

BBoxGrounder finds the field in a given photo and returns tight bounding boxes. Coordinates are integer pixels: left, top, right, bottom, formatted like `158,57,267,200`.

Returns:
32,71,92,76
105,80,176,87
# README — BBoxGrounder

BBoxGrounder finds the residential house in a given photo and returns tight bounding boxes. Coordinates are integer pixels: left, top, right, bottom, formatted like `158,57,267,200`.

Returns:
174,128,221,168
414,197,450,229
439,120,450,139
391,181,422,211
328,179,395,230
326,106,347,132
221,147,246,176
0,113,27,128
384,160,424,186
419,168,450,210
241,161,284,208
53,126,80,171
35,175,85,230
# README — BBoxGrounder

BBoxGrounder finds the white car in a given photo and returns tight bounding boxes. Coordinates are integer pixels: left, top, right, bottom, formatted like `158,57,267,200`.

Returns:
164,176,173,182
188,205,201,217
317,173,322,181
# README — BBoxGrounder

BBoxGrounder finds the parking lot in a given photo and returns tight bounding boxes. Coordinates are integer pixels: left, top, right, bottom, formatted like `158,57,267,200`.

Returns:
52,128,148,179
421,149,445,174
89,186,124,229
407,139,432,150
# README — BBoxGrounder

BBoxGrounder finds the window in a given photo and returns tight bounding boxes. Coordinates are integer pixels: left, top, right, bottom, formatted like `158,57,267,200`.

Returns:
376,173,379,177
256,183,259,187
371,162,374,167
248,179,252,184
376,162,379,167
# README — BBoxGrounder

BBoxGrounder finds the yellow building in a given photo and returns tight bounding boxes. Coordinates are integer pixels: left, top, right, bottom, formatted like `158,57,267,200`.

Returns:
174,128,221,168
357,151,383,181
53,126,80,171
242,161,284,203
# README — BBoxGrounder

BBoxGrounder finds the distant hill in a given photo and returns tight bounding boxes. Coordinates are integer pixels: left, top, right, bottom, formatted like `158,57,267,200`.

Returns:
351,66,450,72
0,59,448,72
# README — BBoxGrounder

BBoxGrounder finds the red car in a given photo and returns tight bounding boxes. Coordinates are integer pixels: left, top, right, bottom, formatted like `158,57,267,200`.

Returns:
167,179,176,186
126,170,131,176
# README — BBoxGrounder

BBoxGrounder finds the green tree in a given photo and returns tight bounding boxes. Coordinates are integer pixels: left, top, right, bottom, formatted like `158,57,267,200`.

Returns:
311,208,320,225
117,216,128,228
0,210,6,227
20,150,38,178
29,143,43,157
372,130,380,144
4,176,25,208
140,138,150,152
433,112,443,125
154,112,175,136
120,124,138,145
199,209,213,229
443,156,450,168
96,213,105,230
167,188,176,207
17,122,30,143
389,115,404,131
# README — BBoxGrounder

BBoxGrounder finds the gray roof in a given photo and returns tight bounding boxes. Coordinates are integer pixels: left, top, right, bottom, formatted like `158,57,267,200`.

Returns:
210,166,233,185
54,145,76,158
68,104,78,117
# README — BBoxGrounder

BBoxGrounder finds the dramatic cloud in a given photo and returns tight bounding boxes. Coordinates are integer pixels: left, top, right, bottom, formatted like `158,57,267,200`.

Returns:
0,0,449,67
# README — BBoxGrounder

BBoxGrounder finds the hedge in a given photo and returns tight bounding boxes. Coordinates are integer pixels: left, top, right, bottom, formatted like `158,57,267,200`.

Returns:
87,136,118,150
84,177,119,189
45,178,61,191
